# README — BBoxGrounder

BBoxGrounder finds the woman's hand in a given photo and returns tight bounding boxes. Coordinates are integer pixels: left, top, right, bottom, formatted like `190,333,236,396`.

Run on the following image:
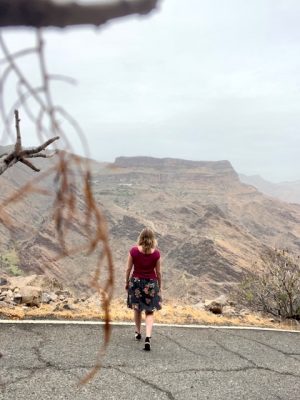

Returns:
125,254,133,291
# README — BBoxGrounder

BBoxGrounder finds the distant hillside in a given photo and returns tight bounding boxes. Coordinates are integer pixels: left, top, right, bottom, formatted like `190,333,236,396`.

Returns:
1,154,300,302
239,174,300,205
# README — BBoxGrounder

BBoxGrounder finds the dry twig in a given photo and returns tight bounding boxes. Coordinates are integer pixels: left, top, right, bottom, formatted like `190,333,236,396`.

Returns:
0,0,159,382
0,109,58,175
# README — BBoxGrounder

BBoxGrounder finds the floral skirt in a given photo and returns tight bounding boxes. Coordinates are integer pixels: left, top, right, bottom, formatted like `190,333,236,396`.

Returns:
127,277,162,312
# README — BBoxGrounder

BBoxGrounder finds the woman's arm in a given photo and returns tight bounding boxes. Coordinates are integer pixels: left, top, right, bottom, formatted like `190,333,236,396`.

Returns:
125,253,133,290
155,259,162,291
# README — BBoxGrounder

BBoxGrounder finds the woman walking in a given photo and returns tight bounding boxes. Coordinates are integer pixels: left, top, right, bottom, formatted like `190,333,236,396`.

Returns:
125,227,162,351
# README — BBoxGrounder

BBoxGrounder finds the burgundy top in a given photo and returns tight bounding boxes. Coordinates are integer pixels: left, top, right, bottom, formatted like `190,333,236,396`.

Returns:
130,246,160,280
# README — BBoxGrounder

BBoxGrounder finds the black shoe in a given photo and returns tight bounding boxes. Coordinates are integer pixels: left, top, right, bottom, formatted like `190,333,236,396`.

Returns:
144,337,151,351
135,332,142,340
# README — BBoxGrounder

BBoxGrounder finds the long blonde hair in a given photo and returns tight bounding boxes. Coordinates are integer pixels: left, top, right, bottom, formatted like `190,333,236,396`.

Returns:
138,227,157,254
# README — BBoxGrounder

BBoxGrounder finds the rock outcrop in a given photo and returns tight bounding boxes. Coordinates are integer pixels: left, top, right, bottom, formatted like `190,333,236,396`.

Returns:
0,274,79,310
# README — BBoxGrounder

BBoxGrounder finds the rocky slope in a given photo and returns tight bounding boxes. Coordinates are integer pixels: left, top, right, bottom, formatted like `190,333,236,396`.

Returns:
1,154,300,302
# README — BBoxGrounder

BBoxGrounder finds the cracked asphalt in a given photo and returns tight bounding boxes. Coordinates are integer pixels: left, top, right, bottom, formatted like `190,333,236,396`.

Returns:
0,323,300,400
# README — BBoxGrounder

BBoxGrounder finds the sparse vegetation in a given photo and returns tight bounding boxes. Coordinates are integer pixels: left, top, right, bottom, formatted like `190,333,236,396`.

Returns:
0,249,22,276
237,249,300,320
7,265,22,276
0,299,297,331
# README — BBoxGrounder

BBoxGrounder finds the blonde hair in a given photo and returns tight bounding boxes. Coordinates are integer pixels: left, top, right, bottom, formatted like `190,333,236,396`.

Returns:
138,227,157,254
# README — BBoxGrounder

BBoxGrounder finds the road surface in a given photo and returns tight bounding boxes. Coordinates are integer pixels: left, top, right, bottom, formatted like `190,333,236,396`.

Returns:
0,321,300,399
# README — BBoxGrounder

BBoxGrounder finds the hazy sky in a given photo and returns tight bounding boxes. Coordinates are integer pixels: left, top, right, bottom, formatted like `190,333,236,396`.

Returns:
1,0,300,182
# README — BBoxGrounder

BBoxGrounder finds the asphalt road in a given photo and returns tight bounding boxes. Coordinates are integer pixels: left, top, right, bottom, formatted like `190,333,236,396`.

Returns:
0,322,300,400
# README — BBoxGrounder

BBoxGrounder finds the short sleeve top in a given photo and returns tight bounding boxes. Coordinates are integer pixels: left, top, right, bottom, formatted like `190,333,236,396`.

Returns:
130,246,160,280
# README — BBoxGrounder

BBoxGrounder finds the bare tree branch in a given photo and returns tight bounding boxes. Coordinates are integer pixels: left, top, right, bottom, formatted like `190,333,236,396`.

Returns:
0,47,36,65
27,151,57,158
20,136,60,156
0,109,59,175
14,107,22,152
19,157,40,172
0,0,159,28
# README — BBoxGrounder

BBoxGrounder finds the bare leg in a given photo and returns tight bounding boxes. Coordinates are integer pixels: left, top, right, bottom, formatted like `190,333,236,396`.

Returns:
134,309,142,333
145,311,154,337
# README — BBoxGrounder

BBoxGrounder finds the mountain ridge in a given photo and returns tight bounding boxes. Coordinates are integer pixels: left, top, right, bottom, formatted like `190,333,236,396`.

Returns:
1,154,300,302
240,173,300,205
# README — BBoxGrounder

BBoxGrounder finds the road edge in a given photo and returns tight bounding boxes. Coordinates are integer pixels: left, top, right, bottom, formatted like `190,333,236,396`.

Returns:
0,319,299,333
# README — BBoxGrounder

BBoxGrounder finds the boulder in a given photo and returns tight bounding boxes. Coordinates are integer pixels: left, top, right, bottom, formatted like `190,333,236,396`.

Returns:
63,303,77,311
41,292,52,304
48,292,58,302
204,299,224,314
0,274,74,312
214,295,228,306
0,278,9,286
19,286,42,307
0,301,13,308
222,305,237,316
8,275,38,289
204,295,229,314
0,286,10,292
13,293,22,304
207,302,223,314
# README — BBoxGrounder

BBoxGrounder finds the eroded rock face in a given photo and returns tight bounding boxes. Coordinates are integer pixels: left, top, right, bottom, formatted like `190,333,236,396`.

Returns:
114,157,237,175
110,157,239,188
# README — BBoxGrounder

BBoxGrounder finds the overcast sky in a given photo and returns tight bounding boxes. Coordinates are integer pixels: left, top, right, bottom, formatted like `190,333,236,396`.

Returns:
1,0,300,182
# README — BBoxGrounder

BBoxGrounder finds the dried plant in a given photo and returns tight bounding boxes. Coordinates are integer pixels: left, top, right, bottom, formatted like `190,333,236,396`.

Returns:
0,0,160,383
0,30,115,384
237,249,300,320
0,109,59,175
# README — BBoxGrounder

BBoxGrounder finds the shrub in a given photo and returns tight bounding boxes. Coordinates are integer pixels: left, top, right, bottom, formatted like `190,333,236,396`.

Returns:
0,249,23,277
8,265,22,276
237,249,300,319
